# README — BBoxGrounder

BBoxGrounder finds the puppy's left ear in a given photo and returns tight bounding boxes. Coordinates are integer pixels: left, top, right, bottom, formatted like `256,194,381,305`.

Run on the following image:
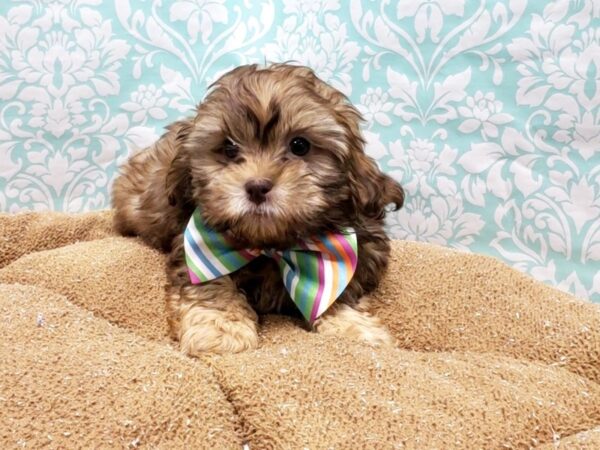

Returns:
165,120,193,207
337,105,404,220
307,71,404,220
348,151,404,220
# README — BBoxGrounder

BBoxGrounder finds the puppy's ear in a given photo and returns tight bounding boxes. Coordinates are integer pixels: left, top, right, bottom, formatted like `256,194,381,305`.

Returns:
348,151,404,220
336,104,404,220
300,72,404,220
165,121,193,207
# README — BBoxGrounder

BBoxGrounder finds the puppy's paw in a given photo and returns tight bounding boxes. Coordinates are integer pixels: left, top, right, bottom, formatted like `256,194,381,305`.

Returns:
313,304,395,347
179,307,259,355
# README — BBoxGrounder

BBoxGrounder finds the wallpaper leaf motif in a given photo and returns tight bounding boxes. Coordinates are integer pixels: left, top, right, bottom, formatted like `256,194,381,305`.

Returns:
0,0,598,302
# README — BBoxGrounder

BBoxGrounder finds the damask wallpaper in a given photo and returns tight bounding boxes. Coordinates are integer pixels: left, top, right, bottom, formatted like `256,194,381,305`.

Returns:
0,1,598,302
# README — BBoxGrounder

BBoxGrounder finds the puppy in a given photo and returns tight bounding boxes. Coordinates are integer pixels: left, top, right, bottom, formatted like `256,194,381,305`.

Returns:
112,64,404,355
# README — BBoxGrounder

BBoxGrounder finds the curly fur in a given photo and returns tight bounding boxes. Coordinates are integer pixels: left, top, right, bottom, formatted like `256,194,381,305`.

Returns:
112,63,404,355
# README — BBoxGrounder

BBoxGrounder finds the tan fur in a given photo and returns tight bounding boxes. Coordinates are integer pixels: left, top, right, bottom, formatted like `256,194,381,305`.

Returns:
112,63,405,355
313,302,396,347
172,279,259,355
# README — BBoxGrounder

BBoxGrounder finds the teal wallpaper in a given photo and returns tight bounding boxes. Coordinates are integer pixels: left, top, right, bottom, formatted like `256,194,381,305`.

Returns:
0,1,598,302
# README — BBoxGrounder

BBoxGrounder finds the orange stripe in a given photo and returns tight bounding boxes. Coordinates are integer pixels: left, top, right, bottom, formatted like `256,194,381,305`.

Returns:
327,232,353,270
314,239,339,305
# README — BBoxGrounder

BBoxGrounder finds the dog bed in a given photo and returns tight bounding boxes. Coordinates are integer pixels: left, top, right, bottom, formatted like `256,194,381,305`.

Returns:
1,211,599,449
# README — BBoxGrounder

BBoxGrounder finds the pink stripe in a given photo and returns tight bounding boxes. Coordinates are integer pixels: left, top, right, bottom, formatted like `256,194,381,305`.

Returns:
238,248,259,261
189,269,202,284
297,240,309,251
310,254,326,322
335,234,358,270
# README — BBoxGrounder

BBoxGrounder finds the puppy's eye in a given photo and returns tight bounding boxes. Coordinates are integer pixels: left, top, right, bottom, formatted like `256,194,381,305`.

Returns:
223,139,239,159
289,137,310,156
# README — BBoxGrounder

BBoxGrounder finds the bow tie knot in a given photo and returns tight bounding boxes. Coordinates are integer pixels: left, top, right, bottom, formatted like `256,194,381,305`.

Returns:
184,209,358,322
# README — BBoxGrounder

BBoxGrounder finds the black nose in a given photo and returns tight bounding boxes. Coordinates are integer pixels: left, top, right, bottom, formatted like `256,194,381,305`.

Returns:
244,179,273,204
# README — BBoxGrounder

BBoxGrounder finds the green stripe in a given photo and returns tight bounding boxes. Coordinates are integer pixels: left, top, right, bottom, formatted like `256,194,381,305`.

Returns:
185,253,206,282
208,229,249,269
193,212,248,272
293,251,319,319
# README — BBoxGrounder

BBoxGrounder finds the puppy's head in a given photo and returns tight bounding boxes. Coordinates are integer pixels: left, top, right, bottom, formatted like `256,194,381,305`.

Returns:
168,64,403,247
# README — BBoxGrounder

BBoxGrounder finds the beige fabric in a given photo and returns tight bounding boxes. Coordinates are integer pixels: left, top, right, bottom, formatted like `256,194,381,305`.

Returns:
0,284,241,449
538,427,600,449
1,236,169,341
372,243,600,384
0,211,114,269
1,211,599,449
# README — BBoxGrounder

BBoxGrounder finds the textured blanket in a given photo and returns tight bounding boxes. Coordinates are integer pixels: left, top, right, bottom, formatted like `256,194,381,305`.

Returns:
1,211,599,449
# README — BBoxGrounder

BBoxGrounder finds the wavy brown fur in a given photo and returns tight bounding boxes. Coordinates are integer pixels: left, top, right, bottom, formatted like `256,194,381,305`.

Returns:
112,64,404,355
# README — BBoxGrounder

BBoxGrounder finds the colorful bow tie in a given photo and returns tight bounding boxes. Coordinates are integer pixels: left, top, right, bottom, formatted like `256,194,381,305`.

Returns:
184,209,358,322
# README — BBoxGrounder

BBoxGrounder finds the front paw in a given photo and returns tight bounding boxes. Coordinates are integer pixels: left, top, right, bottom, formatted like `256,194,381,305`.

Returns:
179,307,259,355
313,304,396,347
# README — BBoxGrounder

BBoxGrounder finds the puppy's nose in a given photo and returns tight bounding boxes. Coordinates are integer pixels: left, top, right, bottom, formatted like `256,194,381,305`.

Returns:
244,179,273,204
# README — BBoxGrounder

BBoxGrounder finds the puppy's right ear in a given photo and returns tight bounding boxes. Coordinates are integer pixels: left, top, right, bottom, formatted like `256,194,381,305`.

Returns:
165,121,193,207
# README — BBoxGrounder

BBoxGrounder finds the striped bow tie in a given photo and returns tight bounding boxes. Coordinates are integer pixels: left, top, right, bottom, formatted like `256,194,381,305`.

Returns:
184,209,358,322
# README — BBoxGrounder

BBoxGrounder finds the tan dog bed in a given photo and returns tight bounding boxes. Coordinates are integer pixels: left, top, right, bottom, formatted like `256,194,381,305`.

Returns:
1,211,599,449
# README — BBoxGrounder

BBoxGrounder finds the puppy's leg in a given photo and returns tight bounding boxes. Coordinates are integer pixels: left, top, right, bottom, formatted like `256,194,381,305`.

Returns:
167,279,259,355
312,299,395,347
166,239,258,356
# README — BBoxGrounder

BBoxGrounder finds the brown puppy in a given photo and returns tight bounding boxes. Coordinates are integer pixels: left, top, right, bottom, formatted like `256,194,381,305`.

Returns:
112,64,404,355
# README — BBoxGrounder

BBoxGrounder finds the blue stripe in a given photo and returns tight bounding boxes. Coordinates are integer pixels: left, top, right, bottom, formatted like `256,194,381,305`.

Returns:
282,250,296,292
201,226,249,272
184,227,221,278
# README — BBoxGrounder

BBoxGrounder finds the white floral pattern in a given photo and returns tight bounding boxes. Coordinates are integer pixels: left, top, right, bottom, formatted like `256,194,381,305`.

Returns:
458,91,513,139
0,0,598,303
396,0,465,43
169,0,228,44
263,12,360,95
122,84,169,124
357,87,394,126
